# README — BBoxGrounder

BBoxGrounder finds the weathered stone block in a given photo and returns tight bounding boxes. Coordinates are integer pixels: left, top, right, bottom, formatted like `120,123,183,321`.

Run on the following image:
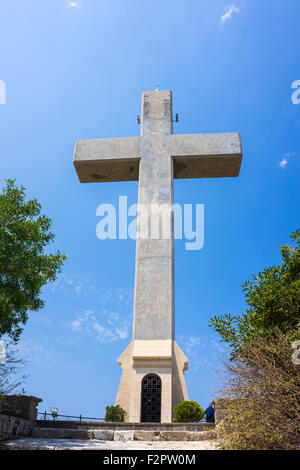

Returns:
193,431,217,441
14,418,24,436
134,431,161,441
23,420,34,437
114,430,134,441
0,414,15,434
160,431,187,441
93,430,113,440
0,414,34,441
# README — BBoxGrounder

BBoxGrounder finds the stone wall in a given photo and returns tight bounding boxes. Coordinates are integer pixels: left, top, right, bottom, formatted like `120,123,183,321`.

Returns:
0,414,33,441
0,395,42,421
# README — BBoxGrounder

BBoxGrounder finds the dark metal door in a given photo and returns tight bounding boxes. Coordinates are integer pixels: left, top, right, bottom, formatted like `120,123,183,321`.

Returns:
141,374,162,423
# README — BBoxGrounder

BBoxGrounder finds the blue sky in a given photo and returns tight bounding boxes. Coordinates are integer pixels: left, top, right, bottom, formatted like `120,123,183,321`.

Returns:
0,0,299,418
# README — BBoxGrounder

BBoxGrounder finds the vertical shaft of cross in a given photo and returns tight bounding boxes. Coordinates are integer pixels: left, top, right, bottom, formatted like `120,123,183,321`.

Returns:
132,90,175,341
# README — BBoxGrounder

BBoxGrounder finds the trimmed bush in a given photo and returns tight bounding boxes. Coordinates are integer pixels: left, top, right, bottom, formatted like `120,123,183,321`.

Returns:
173,401,205,422
104,404,126,422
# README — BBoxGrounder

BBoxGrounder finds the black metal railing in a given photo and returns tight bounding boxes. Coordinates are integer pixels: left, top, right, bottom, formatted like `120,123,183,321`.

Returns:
37,411,105,422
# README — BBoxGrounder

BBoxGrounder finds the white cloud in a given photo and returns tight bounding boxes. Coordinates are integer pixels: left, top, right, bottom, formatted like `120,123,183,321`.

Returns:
50,275,132,343
71,319,83,330
279,152,296,169
93,322,117,341
220,4,240,25
71,310,95,331
67,1,81,8
279,158,288,169
116,327,129,340
70,308,130,343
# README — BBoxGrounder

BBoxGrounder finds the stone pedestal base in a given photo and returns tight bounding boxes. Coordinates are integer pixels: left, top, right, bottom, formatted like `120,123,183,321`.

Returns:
115,340,188,423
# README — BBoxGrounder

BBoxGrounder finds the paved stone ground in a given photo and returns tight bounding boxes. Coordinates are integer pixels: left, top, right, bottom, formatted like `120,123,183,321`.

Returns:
1,438,217,450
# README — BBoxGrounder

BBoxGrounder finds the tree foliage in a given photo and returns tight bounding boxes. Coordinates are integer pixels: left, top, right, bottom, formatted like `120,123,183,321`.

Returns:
105,404,126,422
173,400,205,422
210,230,300,359
0,179,66,341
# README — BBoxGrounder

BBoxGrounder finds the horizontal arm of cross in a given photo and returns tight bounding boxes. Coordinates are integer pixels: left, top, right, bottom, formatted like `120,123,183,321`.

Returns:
73,132,242,183
73,136,141,183
171,132,242,179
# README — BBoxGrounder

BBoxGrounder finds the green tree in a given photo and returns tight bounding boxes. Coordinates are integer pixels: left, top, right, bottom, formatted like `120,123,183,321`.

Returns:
209,230,300,359
105,405,126,422
0,179,66,341
173,401,205,422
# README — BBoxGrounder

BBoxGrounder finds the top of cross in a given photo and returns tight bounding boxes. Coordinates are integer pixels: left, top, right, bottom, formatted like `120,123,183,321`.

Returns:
73,89,242,184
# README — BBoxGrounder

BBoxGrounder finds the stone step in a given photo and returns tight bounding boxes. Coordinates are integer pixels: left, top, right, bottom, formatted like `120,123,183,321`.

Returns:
0,438,217,450
35,420,215,432
32,427,216,442
133,430,217,442
32,428,95,440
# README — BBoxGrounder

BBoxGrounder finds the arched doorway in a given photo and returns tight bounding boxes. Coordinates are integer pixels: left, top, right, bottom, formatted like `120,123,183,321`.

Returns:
141,374,162,422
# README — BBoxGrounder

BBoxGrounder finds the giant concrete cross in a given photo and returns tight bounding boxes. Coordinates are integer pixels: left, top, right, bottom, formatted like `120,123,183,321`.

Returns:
74,89,242,422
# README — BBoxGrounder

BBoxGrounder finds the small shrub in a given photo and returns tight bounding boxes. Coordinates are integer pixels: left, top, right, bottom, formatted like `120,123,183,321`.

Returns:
105,404,126,422
173,400,205,422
